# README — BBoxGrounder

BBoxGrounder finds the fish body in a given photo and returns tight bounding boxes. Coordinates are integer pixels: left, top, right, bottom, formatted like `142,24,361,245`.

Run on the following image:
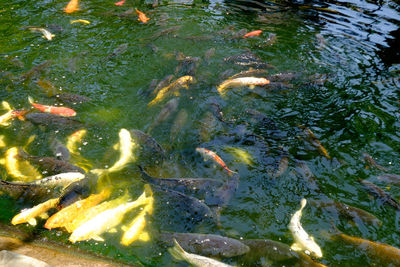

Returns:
0,180,52,202
120,188,154,245
299,126,330,159
159,232,249,257
170,109,188,140
289,198,323,258
136,9,150,23
51,138,70,161
2,147,42,181
65,191,130,232
44,189,111,229
224,52,274,69
217,77,270,95
229,69,269,80
148,76,193,106
29,97,76,117
333,230,400,265
30,172,85,188
18,149,85,176
0,102,28,126
12,198,59,226
360,180,400,210
27,27,55,40
362,152,389,171
37,79,57,97
169,239,233,267
196,147,236,176
130,129,166,160
20,60,52,82
148,98,179,132
54,93,91,104
105,128,137,173
377,173,400,186
272,154,289,178
65,0,79,13
69,187,150,243
243,30,262,38
25,113,83,128
207,173,239,207
151,74,175,97
66,129,87,154
70,19,90,24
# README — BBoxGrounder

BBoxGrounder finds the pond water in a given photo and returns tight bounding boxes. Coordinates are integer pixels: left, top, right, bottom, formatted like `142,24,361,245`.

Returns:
1,0,400,266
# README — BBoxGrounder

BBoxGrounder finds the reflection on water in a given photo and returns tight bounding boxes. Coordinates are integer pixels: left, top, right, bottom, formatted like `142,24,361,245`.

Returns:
0,0,400,265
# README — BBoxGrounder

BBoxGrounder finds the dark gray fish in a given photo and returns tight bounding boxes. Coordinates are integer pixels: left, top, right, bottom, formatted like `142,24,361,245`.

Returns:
147,43,159,53
205,173,239,207
130,129,166,160
151,25,182,40
19,60,52,82
158,231,249,257
229,69,269,79
224,52,275,69
105,43,128,61
272,149,289,178
219,69,235,80
0,180,55,203
175,53,200,76
18,149,85,176
58,173,98,209
50,138,70,161
148,98,179,132
209,100,225,123
25,113,83,128
308,199,382,227
360,179,400,210
170,109,188,141
54,93,91,104
295,161,321,192
138,166,223,198
266,72,301,82
240,239,325,266
151,184,214,220
377,173,400,186
362,152,389,172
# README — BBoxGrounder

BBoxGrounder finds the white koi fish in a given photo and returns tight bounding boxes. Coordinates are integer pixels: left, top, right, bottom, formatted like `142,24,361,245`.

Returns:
217,77,270,95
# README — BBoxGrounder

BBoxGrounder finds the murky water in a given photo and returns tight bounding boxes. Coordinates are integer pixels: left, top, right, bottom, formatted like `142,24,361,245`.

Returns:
1,0,400,266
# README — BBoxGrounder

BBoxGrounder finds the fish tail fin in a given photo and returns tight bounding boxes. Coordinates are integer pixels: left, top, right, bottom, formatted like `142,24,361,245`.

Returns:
28,96,34,105
1,101,12,111
168,239,187,261
300,198,307,210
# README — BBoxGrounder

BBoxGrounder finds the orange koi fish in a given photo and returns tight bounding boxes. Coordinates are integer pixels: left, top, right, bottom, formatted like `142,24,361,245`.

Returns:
196,147,236,176
243,30,262,38
28,97,76,117
114,0,125,6
64,0,79,13
136,8,150,23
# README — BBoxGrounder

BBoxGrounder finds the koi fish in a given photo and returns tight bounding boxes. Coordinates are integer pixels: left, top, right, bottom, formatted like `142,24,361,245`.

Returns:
114,0,125,6
217,77,270,95
28,97,76,117
27,27,55,41
196,147,236,176
120,187,154,246
298,125,330,160
66,129,87,155
64,0,79,13
136,8,150,23
70,19,90,24
11,198,59,226
0,102,28,126
69,185,152,243
0,147,42,182
44,188,111,229
148,76,194,106
243,30,262,38
289,198,323,258
169,239,233,267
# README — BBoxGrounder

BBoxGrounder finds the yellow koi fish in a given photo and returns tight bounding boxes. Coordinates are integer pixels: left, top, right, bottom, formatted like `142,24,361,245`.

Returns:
217,77,270,95
64,191,130,233
66,129,87,154
148,76,194,106
120,187,154,246
69,185,152,243
44,188,111,230
70,19,90,25
12,198,59,226
1,147,42,182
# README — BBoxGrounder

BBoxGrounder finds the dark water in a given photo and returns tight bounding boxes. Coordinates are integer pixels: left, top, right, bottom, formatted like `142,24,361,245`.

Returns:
0,0,400,266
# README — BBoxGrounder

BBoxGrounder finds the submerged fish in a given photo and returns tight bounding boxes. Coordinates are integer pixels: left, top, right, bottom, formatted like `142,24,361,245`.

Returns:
151,25,182,40
217,77,270,95
159,231,249,257
45,188,111,230
169,239,233,267
29,97,76,117
241,239,327,266
65,0,79,13
66,129,87,155
0,102,28,127
25,113,83,128
5,172,85,189
50,138,70,161
54,93,91,104
36,79,57,97
377,173,400,186
299,126,330,160
130,129,166,160
360,179,400,210
26,27,55,40
149,74,175,97
1,147,42,182
136,8,150,23
18,149,85,176
308,199,381,227
229,68,269,80
105,43,128,61
362,152,389,172
243,30,262,38
69,185,152,243
272,148,289,178
196,147,236,176
224,147,254,165
224,52,274,69
20,60,52,82
12,197,59,226
148,98,179,132
170,109,188,141
0,180,55,202
175,53,200,76
70,19,90,24
331,225,400,265
148,76,193,106
289,198,323,258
